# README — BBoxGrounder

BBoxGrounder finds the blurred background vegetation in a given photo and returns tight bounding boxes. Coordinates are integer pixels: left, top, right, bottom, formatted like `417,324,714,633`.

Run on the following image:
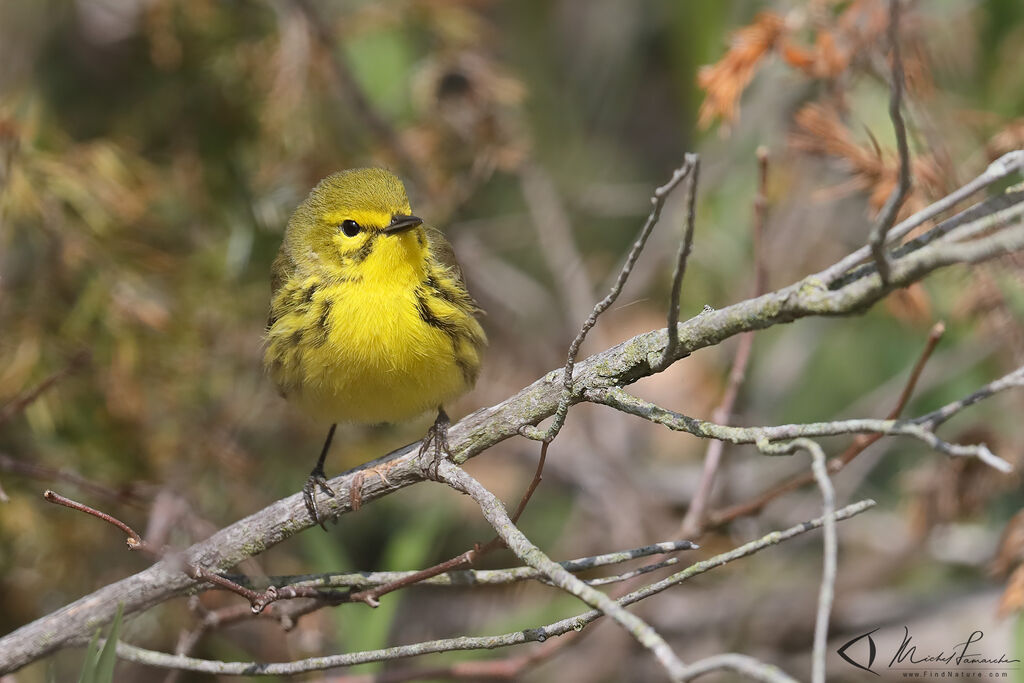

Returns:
1,0,1023,680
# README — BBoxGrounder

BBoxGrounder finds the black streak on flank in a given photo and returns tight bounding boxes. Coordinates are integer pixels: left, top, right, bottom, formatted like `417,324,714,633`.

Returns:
416,290,459,338
302,284,317,304
351,233,378,264
425,273,465,308
313,299,333,346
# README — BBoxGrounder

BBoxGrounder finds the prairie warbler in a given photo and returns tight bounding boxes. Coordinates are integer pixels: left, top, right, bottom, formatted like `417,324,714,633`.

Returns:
264,168,486,526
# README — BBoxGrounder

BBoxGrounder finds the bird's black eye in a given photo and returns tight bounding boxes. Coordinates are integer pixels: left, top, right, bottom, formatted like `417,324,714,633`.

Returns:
340,219,361,237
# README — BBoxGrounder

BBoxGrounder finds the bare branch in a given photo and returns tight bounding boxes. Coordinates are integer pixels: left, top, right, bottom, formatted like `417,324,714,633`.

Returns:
678,654,798,683
0,350,90,427
43,490,341,614
681,147,768,537
588,365,1023,473
519,156,697,442
109,501,875,677
349,441,551,606
705,320,944,528
809,442,835,683
837,189,1024,290
229,539,696,591
821,149,1023,284
44,490,144,548
435,461,688,680
868,0,913,284
657,153,702,371
748,440,836,683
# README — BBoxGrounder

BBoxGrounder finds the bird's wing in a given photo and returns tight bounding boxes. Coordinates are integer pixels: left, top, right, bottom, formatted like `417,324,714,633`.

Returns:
424,226,481,312
267,247,294,329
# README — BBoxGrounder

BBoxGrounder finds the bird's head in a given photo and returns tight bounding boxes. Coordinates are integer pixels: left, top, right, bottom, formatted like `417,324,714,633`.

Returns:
285,168,425,275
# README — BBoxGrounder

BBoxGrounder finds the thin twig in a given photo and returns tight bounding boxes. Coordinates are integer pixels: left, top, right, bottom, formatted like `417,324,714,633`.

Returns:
347,550,476,608
42,490,340,614
111,501,874,676
510,440,548,524
657,153,702,371
821,150,1023,284
519,157,697,442
224,539,696,591
809,442,835,683
705,320,944,528
677,654,798,683
436,461,689,681
867,0,912,284
680,148,767,537
1,453,145,507
43,490,144,547
588,365,1022,473
757,441,837,683
0,350,90,426
348,441,552,606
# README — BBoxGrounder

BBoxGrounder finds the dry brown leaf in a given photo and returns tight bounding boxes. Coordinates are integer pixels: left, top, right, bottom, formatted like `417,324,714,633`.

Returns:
781,30,849,78
697,12,787,130
992,509,1024,577
790,104,951,219
997,563,1024,618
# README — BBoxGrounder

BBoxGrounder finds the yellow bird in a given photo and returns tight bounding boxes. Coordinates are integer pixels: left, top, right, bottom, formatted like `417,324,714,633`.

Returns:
264,168,486,526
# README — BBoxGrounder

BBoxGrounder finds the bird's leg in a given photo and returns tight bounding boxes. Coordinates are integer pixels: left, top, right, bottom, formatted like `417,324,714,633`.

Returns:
303,423,337,530
419,407,452,480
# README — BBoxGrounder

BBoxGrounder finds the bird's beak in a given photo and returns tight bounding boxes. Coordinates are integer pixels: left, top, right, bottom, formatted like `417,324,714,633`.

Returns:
384,214,423,234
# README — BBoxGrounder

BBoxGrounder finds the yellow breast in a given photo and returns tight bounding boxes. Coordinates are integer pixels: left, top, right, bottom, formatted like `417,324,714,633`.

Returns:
265,229,485,425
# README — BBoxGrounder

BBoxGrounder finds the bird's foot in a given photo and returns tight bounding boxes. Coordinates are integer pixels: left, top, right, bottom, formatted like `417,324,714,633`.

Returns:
418,408,452,481
303,465,336,531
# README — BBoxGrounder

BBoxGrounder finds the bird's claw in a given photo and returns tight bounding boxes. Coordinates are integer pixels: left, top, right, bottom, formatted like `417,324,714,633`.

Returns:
303,467,336,531
419,410,452,481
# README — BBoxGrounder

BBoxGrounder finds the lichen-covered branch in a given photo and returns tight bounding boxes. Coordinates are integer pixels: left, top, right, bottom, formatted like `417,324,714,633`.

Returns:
107,501,875,676
435,460,689,680
217,539,697,591
587,365,1023,473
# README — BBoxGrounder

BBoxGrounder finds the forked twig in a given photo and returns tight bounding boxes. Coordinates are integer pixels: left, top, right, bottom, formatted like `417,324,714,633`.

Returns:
520,156,698,443
110,500,874,676
436,461,688,680
656,154,702,371
681,147,768,537
822,150,1023,284
0,350,90,427
704,320,944,528
867,0,912,283
43,490,340,614
588,362,1021,472
348,441,550,606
